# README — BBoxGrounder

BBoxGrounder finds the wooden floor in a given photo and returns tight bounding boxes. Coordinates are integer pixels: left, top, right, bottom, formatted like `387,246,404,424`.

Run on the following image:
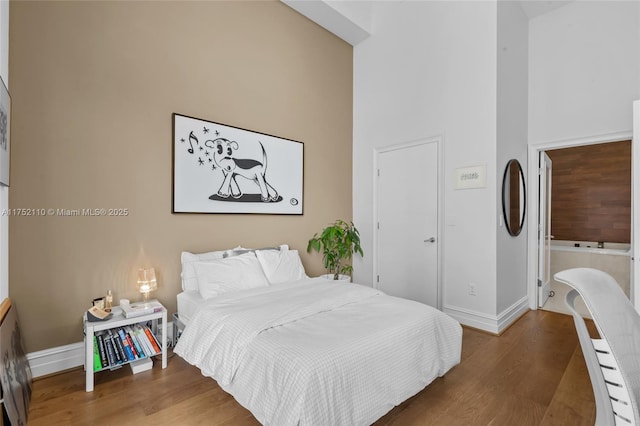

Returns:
28,310,595,425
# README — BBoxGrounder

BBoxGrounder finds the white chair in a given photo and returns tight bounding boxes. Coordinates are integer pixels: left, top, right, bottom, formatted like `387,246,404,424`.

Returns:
555,268,640,426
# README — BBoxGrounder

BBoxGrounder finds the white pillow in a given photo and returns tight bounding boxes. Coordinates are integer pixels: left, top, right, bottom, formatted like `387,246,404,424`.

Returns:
222,244,289,258
194,253,269,299
255,249,307,284
181,250,226,291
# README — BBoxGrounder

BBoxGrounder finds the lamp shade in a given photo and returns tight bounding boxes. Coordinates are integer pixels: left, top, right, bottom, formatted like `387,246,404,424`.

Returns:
137,268,157,297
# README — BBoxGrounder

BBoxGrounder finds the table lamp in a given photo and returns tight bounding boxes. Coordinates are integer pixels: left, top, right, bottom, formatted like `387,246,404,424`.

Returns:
137,267,157,302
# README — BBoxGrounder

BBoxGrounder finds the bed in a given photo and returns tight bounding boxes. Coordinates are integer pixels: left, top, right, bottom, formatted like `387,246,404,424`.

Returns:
174,246,462,425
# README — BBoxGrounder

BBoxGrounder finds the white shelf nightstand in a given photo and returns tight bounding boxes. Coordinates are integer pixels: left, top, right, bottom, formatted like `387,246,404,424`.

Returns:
83,302,167,392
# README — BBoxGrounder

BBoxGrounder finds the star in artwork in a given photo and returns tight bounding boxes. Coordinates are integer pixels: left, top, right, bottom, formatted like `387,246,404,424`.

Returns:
205,151,210,156
208,158,213,162
203,127,210,134
198,157,204,165
215,130,220,136
180,138,185,143
212,164,216,170
199,146,204,151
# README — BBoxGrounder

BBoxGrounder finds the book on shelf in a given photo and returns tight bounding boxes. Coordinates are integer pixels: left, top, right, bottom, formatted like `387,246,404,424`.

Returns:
91,325,161,373
132,325,154,356
143,326,162,354
121,300,163,318
107,329,124,365
125,326,149,358
103,334,117,367
135,324,161,355
96,334,108,369
93,336,102,371
125,331,139,358
117,328,136,361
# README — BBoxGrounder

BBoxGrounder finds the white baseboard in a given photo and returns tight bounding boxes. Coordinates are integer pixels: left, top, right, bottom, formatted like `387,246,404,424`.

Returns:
496,296,529,333
27,342,84,378
444,297,529,335
27,326,175,378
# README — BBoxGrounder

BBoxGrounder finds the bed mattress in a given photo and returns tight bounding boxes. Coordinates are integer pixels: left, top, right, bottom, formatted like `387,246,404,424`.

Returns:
176,290,204,324
174,278,462,425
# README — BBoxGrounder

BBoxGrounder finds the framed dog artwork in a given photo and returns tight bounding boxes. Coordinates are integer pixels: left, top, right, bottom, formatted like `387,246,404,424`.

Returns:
172,114,303,214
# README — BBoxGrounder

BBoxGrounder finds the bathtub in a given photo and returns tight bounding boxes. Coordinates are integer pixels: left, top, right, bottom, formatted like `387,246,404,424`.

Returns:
543,240,631,317
550,240,630,256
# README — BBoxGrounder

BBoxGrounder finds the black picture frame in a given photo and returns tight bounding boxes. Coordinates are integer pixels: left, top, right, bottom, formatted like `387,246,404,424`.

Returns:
501,159,526,236
0,303,32,425
172,113,304,215
0,76,10,187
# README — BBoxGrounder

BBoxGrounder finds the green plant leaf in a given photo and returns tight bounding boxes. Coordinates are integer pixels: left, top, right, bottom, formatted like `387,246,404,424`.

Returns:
306,219,364,280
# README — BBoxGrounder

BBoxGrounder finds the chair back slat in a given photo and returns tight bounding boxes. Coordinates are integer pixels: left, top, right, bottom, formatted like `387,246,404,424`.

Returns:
556,268,640,426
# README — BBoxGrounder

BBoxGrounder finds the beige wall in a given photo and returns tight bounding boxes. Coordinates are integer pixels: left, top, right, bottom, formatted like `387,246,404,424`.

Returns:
9,1,353,352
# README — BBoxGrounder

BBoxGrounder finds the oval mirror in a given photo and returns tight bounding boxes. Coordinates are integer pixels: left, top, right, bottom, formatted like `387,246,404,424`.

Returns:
502,159,526,236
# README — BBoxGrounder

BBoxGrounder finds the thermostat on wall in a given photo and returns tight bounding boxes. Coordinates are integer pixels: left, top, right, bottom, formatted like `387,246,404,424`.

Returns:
455,164,486,190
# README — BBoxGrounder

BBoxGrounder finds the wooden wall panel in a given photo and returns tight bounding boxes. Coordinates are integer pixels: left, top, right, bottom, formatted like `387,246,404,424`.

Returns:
547,141,631,243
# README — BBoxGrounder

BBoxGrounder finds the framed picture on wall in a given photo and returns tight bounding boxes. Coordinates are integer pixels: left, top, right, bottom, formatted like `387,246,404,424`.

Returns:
0,77,10,186
0,299,32,426
172,113,304,214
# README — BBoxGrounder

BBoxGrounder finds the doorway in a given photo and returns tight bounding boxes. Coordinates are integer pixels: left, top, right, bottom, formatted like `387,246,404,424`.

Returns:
539,141,632,316
374,136,442,308
527,131,635,311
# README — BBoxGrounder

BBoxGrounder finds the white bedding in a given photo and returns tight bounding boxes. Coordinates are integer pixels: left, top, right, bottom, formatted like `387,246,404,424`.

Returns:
176,290,203,324
174,278,462,425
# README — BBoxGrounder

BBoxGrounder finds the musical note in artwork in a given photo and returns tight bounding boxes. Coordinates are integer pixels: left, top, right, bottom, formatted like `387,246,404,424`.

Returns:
187,131,198,154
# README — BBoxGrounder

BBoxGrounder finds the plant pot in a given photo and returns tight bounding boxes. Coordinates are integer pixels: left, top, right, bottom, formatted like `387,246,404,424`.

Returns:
321,274,351,282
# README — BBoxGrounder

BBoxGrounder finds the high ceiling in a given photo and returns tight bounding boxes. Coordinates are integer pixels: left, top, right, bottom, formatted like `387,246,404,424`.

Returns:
519,1,574,19
282,0,577,46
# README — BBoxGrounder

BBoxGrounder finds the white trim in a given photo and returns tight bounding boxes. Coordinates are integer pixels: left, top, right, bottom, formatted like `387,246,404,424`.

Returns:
497,296,530,333
443,305,498,333
27,342,84,378
529,131,632,151
280,0,371,46
444,296,529,334
527,130,634,311
372,135,444,309
633,100,640,312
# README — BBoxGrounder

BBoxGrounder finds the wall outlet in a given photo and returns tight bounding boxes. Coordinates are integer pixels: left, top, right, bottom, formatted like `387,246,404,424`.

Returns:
468,283,477,296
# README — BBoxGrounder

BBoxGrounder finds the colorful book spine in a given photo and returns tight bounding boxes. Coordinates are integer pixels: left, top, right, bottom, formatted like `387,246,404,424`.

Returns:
124,329,143,358
125,326,145,358
93,336,102,371
107,329,124,364
143,326,162,354
96,333,108,368
133,325,153,356
117,328,135,361
104,336,116,367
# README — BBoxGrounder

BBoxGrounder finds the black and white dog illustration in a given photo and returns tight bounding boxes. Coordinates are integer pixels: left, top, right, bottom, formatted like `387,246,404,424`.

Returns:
205,138,279,202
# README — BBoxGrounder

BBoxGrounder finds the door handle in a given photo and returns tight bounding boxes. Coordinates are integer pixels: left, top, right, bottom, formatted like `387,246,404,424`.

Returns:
424,237,436,243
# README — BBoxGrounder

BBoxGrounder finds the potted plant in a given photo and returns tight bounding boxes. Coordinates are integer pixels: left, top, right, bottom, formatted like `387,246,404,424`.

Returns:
307,219,364,281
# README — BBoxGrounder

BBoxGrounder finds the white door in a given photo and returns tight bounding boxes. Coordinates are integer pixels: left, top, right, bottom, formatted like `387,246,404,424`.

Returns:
376,140,439,307
538,152,552,307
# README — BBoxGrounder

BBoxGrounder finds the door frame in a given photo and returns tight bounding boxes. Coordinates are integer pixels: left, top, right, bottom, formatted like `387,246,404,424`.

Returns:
372,134,444,310
526,130,634,310
538,151,552,308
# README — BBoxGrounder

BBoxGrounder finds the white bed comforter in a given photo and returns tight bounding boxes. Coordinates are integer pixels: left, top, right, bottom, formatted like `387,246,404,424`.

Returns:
174,278,462,426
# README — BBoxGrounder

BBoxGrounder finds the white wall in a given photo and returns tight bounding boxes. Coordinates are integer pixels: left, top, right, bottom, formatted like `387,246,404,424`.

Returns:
353,1,499,326
0,0,8,302
496,1,528,314
527,1,639,311
529,1,640,143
